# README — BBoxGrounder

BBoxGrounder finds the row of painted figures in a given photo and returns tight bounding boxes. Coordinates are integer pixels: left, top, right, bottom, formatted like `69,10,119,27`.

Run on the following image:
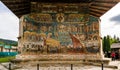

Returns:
23,22,99,34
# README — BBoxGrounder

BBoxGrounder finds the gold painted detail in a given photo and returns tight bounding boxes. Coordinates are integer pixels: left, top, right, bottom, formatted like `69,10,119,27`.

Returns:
56,13,64,23
29,13,52,23
67,14,85,22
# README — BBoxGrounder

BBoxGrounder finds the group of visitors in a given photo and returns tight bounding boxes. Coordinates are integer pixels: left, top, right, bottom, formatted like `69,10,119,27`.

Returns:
105,51,120,61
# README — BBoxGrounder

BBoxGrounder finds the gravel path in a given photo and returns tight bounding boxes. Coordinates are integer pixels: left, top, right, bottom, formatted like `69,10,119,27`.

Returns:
0,64,8,70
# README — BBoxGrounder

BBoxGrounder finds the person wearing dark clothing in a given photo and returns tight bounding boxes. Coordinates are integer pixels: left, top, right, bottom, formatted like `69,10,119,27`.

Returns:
107,51,111,58
115,52,119,60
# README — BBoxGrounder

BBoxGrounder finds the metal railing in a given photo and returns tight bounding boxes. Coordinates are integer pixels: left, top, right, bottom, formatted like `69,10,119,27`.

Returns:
8,63,104,70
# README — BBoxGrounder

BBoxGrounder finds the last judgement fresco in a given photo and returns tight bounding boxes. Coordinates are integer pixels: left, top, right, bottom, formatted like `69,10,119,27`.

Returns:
18,3,100,54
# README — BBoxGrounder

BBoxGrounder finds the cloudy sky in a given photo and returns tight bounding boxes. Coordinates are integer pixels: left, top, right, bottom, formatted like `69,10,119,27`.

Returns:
0,1,120,41
100,2,120,38
0,1,19,41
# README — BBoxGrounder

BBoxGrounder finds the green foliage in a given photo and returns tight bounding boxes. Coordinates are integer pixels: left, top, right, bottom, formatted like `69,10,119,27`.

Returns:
0,41,4,44
0,38,18,46
106,35,111,52
0,56,15,63
117,37,120,42
102,35,120,53
103,36,107,52
113,35,119,43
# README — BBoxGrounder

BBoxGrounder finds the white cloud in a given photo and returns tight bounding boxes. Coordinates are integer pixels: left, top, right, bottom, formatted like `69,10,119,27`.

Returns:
100,2,120,38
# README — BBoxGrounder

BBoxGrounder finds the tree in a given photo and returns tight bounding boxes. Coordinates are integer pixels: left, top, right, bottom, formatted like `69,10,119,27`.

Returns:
106,35,111,52
0,41,4,45
117,37,120,42
114,35,116,40
113,35,118,43
102,35,111,53
103,36,107,52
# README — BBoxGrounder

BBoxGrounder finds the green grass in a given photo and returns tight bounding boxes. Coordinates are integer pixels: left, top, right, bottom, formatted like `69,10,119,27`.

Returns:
0,56,15,63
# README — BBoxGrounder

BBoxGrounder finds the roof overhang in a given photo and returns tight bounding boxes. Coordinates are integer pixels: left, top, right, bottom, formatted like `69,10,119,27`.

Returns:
1,0,119,18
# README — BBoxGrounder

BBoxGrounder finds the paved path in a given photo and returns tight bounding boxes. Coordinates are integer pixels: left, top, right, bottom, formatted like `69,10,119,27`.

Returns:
0,64,7,70
14,63,119,70
109,61,120,69
15,65,118,70
1,61,120,70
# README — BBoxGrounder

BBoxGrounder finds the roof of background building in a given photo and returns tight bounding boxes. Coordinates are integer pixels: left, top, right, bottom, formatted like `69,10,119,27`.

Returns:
111,43,120,49
0,44,11,49
4,45,11,49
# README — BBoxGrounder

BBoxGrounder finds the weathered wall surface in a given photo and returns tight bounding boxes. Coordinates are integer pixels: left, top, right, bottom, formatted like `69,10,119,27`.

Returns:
18,3,100,55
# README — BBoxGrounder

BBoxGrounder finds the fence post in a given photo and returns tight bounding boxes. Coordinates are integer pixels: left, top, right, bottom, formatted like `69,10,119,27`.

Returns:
101,62,103,70
9,63,11,70
37,64,39,70
71,64,73,70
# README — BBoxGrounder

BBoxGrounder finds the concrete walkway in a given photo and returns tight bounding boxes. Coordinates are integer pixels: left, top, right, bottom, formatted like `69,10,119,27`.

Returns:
109,61,120,69
0,61,120,70
0,64,8,70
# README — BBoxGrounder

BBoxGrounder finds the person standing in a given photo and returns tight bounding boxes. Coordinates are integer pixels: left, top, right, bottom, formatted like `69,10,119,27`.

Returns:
111,51,116,61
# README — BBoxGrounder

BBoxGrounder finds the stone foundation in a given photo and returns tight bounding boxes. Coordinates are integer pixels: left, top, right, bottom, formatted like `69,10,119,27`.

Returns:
11,54,110,65
16,54,102,60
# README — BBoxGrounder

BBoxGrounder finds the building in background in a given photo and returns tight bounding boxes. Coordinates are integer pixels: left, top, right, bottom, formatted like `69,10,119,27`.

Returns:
111,43,120,59
0,44,17,52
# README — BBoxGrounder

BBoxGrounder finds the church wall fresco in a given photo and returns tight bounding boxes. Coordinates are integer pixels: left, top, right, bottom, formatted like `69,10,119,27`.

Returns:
19,3,101,55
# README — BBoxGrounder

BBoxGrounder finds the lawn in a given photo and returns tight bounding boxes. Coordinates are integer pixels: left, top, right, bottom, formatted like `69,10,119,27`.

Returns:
0,56,15,63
